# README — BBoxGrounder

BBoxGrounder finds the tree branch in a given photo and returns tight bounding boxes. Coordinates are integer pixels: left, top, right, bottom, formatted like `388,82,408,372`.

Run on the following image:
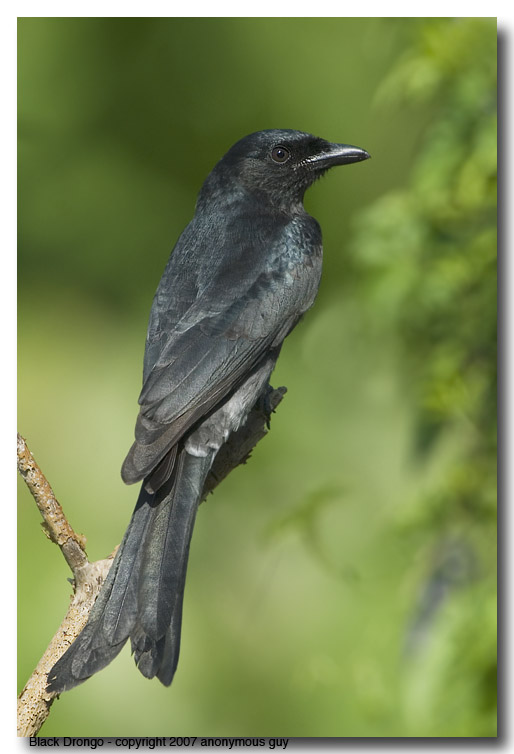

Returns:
17,387,286,737
17,434,89,573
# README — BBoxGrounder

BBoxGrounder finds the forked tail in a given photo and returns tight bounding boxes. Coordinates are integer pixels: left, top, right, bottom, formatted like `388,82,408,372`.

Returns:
47,449,213,692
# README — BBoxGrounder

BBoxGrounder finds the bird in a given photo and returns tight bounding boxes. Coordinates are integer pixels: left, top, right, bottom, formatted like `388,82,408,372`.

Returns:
47,129,370,692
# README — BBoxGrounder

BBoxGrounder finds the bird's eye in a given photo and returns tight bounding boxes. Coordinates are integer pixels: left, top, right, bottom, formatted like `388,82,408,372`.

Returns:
271,145,291,164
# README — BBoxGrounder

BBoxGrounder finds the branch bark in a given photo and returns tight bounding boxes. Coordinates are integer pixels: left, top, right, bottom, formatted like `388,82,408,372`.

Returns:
17,387,286,737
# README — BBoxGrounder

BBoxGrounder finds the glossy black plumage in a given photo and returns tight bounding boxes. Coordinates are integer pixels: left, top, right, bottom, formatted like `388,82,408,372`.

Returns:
47,129,369,692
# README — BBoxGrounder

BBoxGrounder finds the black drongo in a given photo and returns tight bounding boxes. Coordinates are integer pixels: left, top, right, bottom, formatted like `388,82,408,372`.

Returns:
47,129,370,691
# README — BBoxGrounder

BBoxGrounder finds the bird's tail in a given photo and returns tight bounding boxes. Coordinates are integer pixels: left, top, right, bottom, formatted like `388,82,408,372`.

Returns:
47,449,213,692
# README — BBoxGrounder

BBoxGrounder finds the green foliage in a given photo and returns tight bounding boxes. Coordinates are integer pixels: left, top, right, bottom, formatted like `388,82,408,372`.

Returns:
352,17,496,518
350,17,497,732
18,18,496,737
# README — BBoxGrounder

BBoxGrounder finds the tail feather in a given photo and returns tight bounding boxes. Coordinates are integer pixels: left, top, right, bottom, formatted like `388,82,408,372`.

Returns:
133,451,211,681
102,488,155,645
157,601,184,686
137,451,207,639
132,529,188,684
47,487,154,692
47,448,212,693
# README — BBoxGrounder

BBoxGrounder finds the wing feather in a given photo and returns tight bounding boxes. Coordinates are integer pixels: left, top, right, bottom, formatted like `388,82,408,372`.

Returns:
122,212,322,484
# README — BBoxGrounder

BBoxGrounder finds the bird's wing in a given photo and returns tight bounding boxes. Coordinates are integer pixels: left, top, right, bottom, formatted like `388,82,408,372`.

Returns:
121,213,322,484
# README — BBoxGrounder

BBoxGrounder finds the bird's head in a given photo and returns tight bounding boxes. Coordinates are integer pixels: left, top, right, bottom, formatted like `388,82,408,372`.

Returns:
199,129,370,212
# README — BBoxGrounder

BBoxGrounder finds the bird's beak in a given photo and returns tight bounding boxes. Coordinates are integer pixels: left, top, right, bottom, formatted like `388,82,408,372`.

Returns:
311,143,371,168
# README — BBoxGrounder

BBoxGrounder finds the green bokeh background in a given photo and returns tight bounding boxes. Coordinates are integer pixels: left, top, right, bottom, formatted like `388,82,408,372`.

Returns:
18,17,497,737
